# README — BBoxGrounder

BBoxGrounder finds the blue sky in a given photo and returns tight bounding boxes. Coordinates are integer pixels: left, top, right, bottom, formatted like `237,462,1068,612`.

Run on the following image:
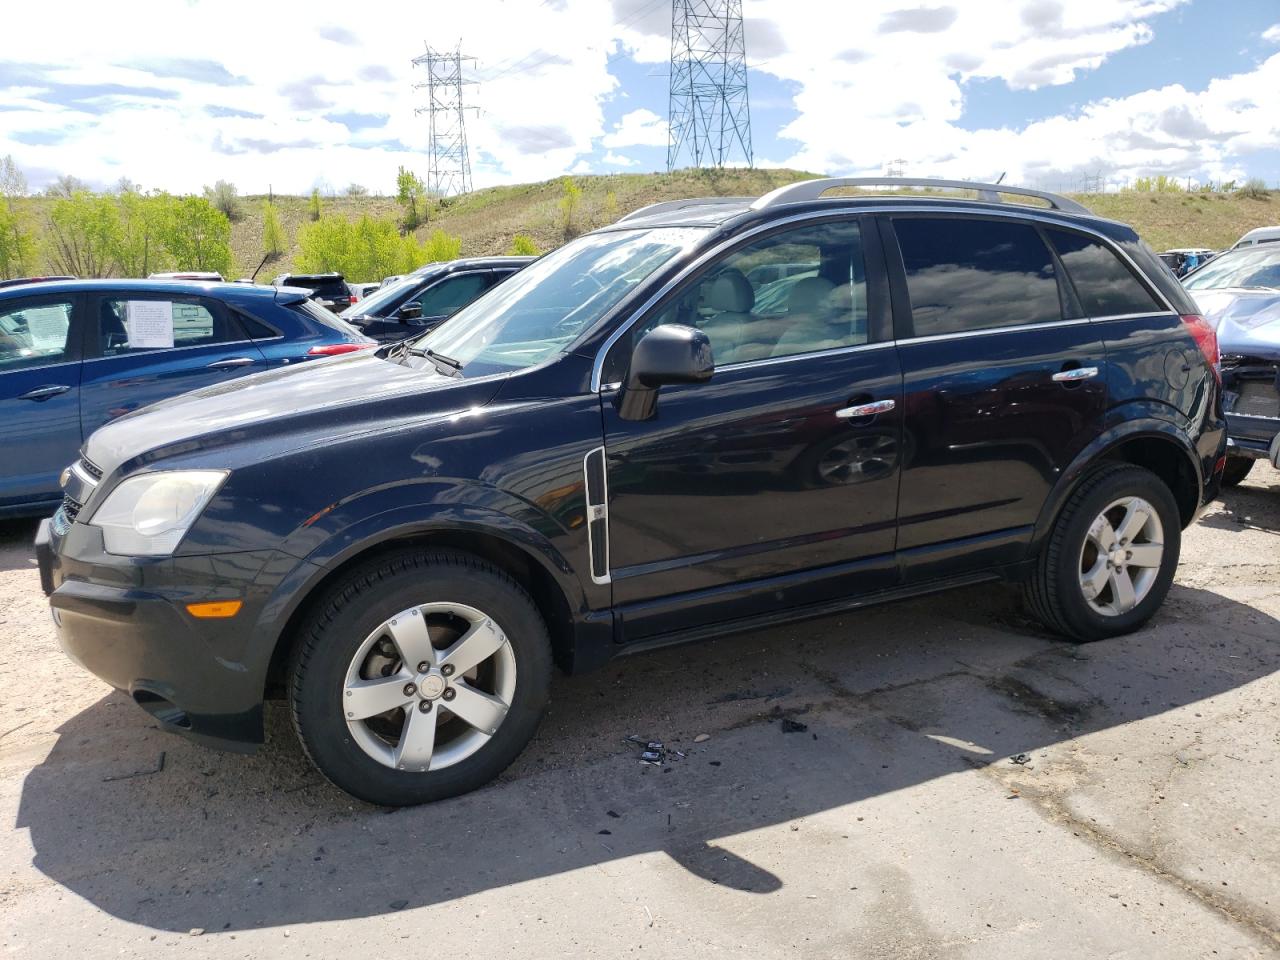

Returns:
0,0,1277,195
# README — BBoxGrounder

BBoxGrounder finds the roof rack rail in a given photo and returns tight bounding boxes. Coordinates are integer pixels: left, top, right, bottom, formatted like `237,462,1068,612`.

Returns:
750,177,1091,216
617,196,755,224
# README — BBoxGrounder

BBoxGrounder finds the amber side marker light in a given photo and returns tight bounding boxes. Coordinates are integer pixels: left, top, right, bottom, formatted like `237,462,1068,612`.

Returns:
186,600,243,619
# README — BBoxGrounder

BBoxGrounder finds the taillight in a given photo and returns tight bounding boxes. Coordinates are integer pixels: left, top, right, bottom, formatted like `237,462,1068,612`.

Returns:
1180,313,1219,376
307,343,374,356
349,295,358,304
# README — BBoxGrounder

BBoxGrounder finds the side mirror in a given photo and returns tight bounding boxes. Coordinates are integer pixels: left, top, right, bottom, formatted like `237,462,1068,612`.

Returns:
616,324,714,421
397,303,423,321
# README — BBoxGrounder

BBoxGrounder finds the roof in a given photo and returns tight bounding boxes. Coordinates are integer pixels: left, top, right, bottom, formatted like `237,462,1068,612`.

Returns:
412,255,537,276
0,278,285,301
603,177,1120,234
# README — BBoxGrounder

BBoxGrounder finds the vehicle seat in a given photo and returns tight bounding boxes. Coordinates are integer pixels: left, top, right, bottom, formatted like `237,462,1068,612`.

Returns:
768,276,842,358
697,269,755,363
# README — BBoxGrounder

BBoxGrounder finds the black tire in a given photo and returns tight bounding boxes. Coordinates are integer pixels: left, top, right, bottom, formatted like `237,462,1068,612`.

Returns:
289,549,552,806
1220,455,1255,488
1023,463,1181,643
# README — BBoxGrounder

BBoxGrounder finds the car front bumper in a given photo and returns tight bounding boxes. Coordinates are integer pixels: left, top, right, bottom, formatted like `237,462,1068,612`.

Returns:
37,515,306,752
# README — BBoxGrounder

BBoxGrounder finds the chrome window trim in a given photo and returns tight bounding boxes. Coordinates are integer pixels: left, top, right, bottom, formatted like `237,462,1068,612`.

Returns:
589,203,1171,392
897,317,1093,346
599,339,895,390
83,337,257,362
1089,311,1178,323
0,356,78,375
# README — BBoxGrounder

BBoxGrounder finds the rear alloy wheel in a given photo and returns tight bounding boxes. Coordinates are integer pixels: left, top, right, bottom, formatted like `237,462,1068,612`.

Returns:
1220,455,1254,488
290,550,551,806
1023,464,1180,642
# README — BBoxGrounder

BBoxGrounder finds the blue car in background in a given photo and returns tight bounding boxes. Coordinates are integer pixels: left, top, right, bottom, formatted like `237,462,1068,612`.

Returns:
0,279,373,518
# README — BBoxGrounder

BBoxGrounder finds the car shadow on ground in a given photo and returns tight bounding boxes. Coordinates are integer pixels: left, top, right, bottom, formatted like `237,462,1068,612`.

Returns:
1198,480,1280,536
0,518,41,574
15,580,1279,933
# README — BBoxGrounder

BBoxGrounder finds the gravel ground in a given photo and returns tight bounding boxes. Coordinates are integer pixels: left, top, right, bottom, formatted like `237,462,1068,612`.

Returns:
1,469,1277,958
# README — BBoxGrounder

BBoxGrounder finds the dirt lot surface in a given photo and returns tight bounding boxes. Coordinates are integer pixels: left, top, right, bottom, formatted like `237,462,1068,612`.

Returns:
1,471,1278,958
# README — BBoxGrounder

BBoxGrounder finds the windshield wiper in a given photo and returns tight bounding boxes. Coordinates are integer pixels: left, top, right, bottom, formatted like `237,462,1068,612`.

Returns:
408,346,464,376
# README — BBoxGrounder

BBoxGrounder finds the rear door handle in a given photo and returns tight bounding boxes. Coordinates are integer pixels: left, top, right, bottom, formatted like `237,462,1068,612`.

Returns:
206,357,257,370
836,398,896,419
1052,366,1099,383
17,384,71,401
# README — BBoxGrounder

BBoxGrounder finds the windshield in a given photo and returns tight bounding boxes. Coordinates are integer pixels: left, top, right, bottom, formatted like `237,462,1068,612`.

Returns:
413,227,707,376
1184,247,1280,291
341,273,424,318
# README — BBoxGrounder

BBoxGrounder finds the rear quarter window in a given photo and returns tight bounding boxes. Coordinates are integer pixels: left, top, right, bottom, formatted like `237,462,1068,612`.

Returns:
893,216,1063,337
1045,229,1164,318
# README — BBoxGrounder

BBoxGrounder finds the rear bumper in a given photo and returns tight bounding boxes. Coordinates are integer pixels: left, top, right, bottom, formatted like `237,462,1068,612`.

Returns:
1225,412,1280,462
37,517,303,752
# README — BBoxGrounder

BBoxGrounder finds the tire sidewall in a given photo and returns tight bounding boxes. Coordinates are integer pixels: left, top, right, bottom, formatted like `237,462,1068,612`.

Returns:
1051,467,1182,639
291,553,551,806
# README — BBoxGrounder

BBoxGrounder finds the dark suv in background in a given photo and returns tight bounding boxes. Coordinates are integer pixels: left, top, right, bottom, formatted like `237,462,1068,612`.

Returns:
38,178,1224,806
341,256,534,342
271,272,353,313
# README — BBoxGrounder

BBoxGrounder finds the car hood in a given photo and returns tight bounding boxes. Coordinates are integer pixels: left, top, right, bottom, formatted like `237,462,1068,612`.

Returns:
1192,288,1280,359
83,351,499,477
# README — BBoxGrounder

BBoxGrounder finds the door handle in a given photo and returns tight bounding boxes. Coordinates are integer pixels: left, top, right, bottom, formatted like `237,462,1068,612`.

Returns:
17,384,71,402
206,357,256,370
1052,366,1099,383
836,398,896,419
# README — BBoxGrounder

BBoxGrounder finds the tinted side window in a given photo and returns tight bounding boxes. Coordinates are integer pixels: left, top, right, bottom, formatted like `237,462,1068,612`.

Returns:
1046,229,1162,317
894,217,1061,336
631,220,869,367
0,299,76,371
416,274,491,316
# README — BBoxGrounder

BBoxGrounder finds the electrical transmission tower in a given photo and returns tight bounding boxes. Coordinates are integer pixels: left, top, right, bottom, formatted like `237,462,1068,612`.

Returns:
412,44,477,197
667,0,752,171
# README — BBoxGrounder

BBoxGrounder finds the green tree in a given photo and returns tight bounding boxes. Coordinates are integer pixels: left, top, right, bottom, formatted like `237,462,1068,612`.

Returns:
602,189,619,225
420,228,461,263
558,176,582,239
261,199,286,260
0,203,36,279
297,215,462,280
161,196,233,275
114,191,173,276
203,180,242,221
396,166,426,229
46,191,121,276
309,188,323,222
507,234,540,256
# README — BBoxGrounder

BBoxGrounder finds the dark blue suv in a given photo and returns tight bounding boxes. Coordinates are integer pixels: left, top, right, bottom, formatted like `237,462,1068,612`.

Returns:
0,279,372,518
37,179,1225,806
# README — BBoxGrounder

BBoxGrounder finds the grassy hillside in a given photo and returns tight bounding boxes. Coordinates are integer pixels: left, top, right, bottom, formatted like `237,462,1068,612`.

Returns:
14,169,1279,281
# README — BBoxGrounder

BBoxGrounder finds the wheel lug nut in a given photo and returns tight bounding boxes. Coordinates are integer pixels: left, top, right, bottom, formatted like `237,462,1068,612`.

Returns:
403,683,416,696
441,664,455,677
417,661,430,673
418,700,432,713
442,688,456,701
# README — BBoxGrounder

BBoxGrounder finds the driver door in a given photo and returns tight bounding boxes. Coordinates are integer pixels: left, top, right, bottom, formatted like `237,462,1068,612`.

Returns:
598,216,904,642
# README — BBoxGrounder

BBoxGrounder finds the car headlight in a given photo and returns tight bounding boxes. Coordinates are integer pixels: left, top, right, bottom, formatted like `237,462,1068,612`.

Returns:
89,470,228,556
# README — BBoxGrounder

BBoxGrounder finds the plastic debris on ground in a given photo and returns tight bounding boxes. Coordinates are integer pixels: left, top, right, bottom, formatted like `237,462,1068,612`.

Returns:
625,734,687,766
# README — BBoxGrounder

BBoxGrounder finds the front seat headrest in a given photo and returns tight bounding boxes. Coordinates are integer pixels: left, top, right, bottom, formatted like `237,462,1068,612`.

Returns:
787,276,835,314
705,269,755,312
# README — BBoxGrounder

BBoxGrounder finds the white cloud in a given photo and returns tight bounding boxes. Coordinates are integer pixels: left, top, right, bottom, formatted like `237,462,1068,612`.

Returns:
1264,23,1280,43
601,108,669,149
0,0,1273,195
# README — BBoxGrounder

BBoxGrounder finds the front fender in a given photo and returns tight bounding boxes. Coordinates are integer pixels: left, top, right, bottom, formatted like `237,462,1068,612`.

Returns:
1030,417,1203,549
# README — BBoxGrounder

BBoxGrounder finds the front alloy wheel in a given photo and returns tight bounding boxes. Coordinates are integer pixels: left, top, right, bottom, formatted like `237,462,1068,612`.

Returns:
344,602,517,772
291,550,552,806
